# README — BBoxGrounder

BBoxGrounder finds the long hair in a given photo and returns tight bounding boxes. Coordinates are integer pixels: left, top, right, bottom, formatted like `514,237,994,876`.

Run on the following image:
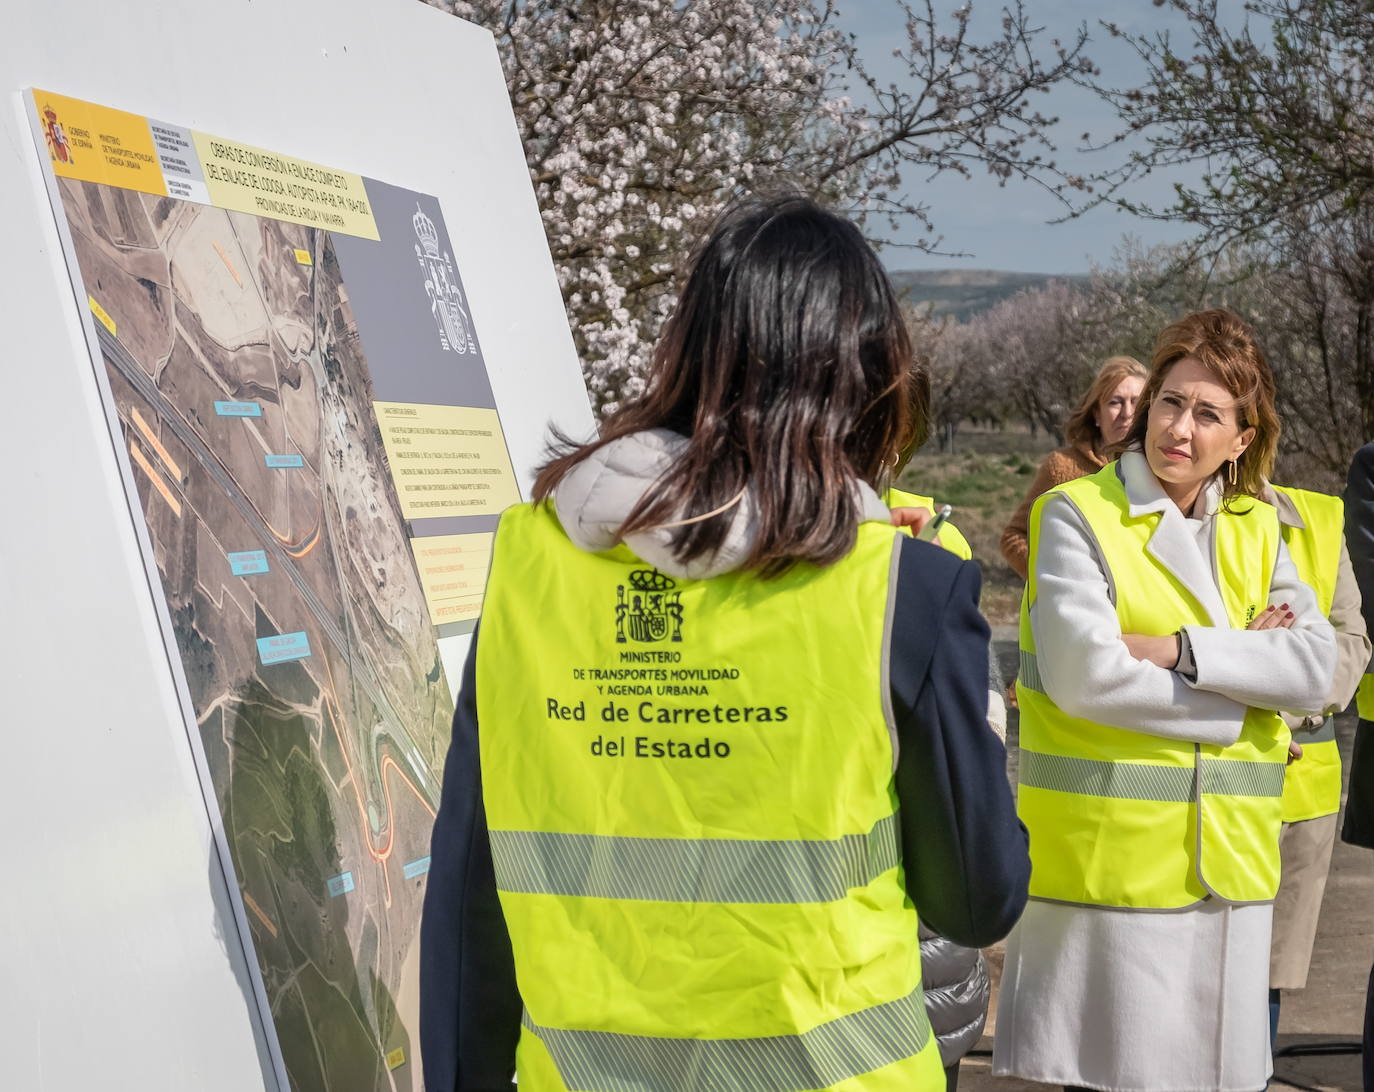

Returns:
533,194,924,577
1117,309,1280,504
1063,355,1147,450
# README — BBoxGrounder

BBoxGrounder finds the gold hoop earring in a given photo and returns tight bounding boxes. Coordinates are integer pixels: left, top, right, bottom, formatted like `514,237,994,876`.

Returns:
1228,459,1238,487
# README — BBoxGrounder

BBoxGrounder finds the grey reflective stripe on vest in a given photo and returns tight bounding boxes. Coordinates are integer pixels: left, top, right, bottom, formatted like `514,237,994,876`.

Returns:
521,985,931,1092
1020,750,1194,802
1199,757,1286,797
1021,751,1285,802
490,813,900,904
1018,649,1045,694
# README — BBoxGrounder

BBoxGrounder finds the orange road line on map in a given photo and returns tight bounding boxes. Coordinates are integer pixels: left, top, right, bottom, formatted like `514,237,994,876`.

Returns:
317,645,437,909
321,681,396,909
284,515,322,559
130,407,184,480
242,891,279,938
129,439,183,516
213,241,244,287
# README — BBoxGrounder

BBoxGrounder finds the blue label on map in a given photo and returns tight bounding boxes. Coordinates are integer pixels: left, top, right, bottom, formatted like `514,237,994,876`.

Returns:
327,872,355,898
402,856,432,880
264,454,304,468
256,632,312,665
228,550,270,576
215,401,263,417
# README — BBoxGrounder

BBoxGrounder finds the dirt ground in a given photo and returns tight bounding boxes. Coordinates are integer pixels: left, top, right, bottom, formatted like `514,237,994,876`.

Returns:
960,634,1372,1092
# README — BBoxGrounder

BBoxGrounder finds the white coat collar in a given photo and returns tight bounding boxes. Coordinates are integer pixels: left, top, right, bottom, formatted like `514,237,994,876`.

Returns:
1118,448,1230,627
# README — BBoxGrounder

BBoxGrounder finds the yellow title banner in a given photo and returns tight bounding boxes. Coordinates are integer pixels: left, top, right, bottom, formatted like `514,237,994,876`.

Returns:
192,132,378,240
32,88,379,240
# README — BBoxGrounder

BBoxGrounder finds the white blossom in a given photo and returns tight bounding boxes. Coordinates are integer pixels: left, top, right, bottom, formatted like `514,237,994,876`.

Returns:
430,0,1090,414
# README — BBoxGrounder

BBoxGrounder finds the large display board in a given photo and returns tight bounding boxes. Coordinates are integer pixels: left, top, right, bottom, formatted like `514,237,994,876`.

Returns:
28,88,521,1090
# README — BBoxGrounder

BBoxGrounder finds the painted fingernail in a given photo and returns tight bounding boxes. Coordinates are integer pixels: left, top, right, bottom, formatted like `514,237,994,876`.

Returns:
1285,611,1294,619
1280,603,1290,610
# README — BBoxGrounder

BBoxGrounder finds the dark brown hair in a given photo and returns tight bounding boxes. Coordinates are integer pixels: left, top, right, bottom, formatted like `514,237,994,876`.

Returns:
1117,309,1280,503
533,194,924,577
1064,355,1147,450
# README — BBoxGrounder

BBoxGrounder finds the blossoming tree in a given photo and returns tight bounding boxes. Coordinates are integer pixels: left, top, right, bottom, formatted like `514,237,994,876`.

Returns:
428,0,1093,413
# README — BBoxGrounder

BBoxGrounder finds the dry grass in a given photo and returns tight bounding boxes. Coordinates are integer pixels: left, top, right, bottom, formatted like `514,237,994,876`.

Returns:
896,427,1055,625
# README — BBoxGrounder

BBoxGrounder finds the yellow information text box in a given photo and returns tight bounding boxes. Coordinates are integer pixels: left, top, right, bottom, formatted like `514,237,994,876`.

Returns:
410,533,493,626
374,402,520,520
34,89,167,197
193,131,379,240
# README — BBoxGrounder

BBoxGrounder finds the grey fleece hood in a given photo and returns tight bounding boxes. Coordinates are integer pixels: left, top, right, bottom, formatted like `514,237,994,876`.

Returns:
552,429,892,580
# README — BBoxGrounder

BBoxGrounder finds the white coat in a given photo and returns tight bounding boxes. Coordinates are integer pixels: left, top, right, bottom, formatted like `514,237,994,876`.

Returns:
992,450,1336,1092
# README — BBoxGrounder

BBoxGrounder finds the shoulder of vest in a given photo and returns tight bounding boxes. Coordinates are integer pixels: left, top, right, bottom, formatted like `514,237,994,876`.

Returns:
1219,493,1279,524
494,500,559,541
885,487,934,512
1035,460,1123,512
1273,484,1344,521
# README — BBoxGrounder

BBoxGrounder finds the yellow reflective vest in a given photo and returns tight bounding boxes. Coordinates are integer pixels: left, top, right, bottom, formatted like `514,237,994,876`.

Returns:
476,501,945,1091
885,486,973,560
1273,485,1344,823
1360,674,1374,721
1017,463,1289,909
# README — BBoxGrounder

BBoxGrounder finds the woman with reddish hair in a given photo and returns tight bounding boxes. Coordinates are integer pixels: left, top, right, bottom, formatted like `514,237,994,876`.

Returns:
1001,355,1146,580
993,310,1335,1091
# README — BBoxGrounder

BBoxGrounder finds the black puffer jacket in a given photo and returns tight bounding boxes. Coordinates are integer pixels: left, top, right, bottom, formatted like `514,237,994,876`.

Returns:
919,924,990,1066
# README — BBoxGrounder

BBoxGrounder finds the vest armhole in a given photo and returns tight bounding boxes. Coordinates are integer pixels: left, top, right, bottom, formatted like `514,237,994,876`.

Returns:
881,533,902,772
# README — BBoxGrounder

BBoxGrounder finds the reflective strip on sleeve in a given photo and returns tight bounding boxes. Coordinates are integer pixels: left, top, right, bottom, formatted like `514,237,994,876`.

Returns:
1019,750,1194,802
490,814,899,904
522,984,932,1092
1199,757,1286,798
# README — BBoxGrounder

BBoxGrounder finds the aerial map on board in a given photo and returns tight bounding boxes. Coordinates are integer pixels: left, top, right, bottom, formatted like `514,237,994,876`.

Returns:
30,89,520,1091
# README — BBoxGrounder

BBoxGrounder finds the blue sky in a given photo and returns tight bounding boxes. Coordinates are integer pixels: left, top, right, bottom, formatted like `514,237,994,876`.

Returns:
838,1,1228,273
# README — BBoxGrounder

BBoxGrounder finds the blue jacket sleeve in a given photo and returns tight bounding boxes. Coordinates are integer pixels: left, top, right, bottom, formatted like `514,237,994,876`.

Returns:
1343,443,1374,849
887,538,1030,947
419,627,520,1091
1347,443,1374,635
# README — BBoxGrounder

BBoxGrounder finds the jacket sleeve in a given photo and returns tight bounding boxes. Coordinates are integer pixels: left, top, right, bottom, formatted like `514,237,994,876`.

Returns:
1030,494,1250,744
1348,444,1374,636
1000,456,1060,580
1184,537,1336,714
1343,444,1374,848
889,538,1030,948
1321,540,1369,714
419,627,520,1092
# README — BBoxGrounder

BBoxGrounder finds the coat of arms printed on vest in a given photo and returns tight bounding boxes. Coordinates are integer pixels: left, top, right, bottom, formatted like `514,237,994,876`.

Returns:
615,569,685,643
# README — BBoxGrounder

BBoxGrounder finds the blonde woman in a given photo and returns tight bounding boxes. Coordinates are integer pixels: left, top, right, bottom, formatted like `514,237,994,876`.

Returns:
993,310,1336,1091
1001,356,1146,579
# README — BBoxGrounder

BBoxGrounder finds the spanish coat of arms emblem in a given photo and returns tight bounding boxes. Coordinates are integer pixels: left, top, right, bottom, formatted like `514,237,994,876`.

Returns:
616,569,684,643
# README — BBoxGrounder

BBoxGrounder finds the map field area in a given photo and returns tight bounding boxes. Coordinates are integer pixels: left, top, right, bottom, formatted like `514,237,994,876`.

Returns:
32,89,518,1091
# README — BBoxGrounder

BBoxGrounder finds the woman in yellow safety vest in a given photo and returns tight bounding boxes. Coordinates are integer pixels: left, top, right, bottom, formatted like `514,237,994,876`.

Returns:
992,309,1337,1092
1259,478,1368,1047
419,195,1032,1092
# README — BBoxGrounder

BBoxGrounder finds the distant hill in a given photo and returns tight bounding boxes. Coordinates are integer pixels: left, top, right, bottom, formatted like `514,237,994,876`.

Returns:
889,269,1089,323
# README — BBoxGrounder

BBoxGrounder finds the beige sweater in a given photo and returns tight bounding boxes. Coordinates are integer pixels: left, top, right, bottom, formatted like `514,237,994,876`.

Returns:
1000,442,1104,580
